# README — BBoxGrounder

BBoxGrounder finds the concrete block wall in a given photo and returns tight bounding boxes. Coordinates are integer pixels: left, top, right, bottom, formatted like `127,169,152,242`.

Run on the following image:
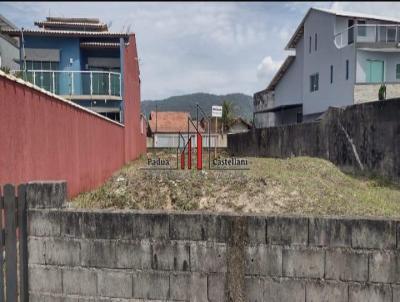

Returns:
27,182,400,301
229,99,400,183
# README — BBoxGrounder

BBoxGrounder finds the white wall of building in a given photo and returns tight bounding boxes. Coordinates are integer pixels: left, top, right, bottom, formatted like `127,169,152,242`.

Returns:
255,8,400,127
302,11,356,115
274,38,304,107
0,34,19,70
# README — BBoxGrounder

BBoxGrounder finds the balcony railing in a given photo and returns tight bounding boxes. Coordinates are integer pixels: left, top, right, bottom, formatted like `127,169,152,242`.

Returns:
334,24,400,49
11,70,121,98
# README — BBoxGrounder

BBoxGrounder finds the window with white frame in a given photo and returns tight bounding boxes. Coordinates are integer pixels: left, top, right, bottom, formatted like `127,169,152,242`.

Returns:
310,73,319,92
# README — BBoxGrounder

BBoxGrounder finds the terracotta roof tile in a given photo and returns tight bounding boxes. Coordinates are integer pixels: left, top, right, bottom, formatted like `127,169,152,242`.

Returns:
2,28,129,38
148,111,204,133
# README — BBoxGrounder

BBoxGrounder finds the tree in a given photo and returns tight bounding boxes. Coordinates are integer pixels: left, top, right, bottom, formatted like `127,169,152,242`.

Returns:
221,100,234,131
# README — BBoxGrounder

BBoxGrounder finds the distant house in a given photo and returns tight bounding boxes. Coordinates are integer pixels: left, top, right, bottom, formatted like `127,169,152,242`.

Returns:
147,111,205,148
2,16,132,122
227,118,252,134
0,14,19,70
200,117,251,134
254,8,400,128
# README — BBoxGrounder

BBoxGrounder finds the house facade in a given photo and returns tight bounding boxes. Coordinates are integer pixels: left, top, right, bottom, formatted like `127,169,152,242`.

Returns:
2,17,130,122
0,14,19,70
147,111,205,148
254,8,400,127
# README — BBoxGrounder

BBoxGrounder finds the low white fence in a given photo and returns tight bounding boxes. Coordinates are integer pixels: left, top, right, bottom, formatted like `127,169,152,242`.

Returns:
147,133,227,148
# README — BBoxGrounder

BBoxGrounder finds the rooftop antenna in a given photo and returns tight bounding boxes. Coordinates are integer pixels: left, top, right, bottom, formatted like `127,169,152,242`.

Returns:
126,24,132,34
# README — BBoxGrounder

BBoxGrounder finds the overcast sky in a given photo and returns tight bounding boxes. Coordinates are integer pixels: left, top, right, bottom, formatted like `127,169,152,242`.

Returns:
2,2,400,100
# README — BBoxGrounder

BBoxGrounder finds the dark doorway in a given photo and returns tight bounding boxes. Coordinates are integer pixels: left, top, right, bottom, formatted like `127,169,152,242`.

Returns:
348,19,354,44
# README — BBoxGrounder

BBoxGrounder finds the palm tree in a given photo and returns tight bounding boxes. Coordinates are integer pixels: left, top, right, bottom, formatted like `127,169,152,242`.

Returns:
221,100,234,132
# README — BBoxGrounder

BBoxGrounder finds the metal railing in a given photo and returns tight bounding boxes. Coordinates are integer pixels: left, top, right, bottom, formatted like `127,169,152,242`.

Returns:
334,24,400,48
11,70,121,97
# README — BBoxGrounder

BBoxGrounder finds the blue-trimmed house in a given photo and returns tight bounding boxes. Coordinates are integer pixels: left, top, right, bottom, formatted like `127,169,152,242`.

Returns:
3,17,130,122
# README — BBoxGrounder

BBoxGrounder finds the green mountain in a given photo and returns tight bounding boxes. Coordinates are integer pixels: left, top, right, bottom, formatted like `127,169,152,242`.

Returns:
141,93,253,121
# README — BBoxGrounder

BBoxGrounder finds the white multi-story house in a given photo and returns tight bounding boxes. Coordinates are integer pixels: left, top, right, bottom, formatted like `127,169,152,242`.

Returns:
254,8,400,128
0,14,19,70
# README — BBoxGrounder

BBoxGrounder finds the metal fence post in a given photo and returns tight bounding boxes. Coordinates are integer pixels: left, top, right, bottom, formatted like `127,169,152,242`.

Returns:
119,74,122,97
90,72,93,95
108,72,111,95
52,71,55,93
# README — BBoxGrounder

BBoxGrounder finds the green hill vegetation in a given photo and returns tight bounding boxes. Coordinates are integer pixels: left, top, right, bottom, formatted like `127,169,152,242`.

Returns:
141,92,253,121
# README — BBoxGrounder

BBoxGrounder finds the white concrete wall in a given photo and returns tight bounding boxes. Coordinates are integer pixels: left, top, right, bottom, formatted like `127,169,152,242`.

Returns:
274,37,304,107
151,133,224,148
0,35,19,70
302,11,356,115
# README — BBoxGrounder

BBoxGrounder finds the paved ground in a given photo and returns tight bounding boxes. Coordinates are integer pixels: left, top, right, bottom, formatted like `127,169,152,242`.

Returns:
73,151,400,217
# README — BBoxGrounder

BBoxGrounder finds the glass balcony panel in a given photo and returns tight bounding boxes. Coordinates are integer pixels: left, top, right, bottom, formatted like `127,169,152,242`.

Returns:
25,71,33,84
53,73,59,94
356,25,376,43
110,73,120,96
57,72,73,95
81,73,91,95
378,26,387,42
15,70,121,97
92,72,109,95
388,28,396,42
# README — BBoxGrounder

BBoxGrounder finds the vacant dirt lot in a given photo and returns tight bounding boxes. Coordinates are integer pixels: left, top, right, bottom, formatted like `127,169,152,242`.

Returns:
73,151,400,217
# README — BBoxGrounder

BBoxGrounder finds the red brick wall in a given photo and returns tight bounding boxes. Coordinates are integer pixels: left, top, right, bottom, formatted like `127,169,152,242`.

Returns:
0,34,146,197
123,34,147,161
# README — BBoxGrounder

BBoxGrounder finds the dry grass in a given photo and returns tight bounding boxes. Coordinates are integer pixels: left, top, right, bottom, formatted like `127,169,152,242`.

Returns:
72,151,400,217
